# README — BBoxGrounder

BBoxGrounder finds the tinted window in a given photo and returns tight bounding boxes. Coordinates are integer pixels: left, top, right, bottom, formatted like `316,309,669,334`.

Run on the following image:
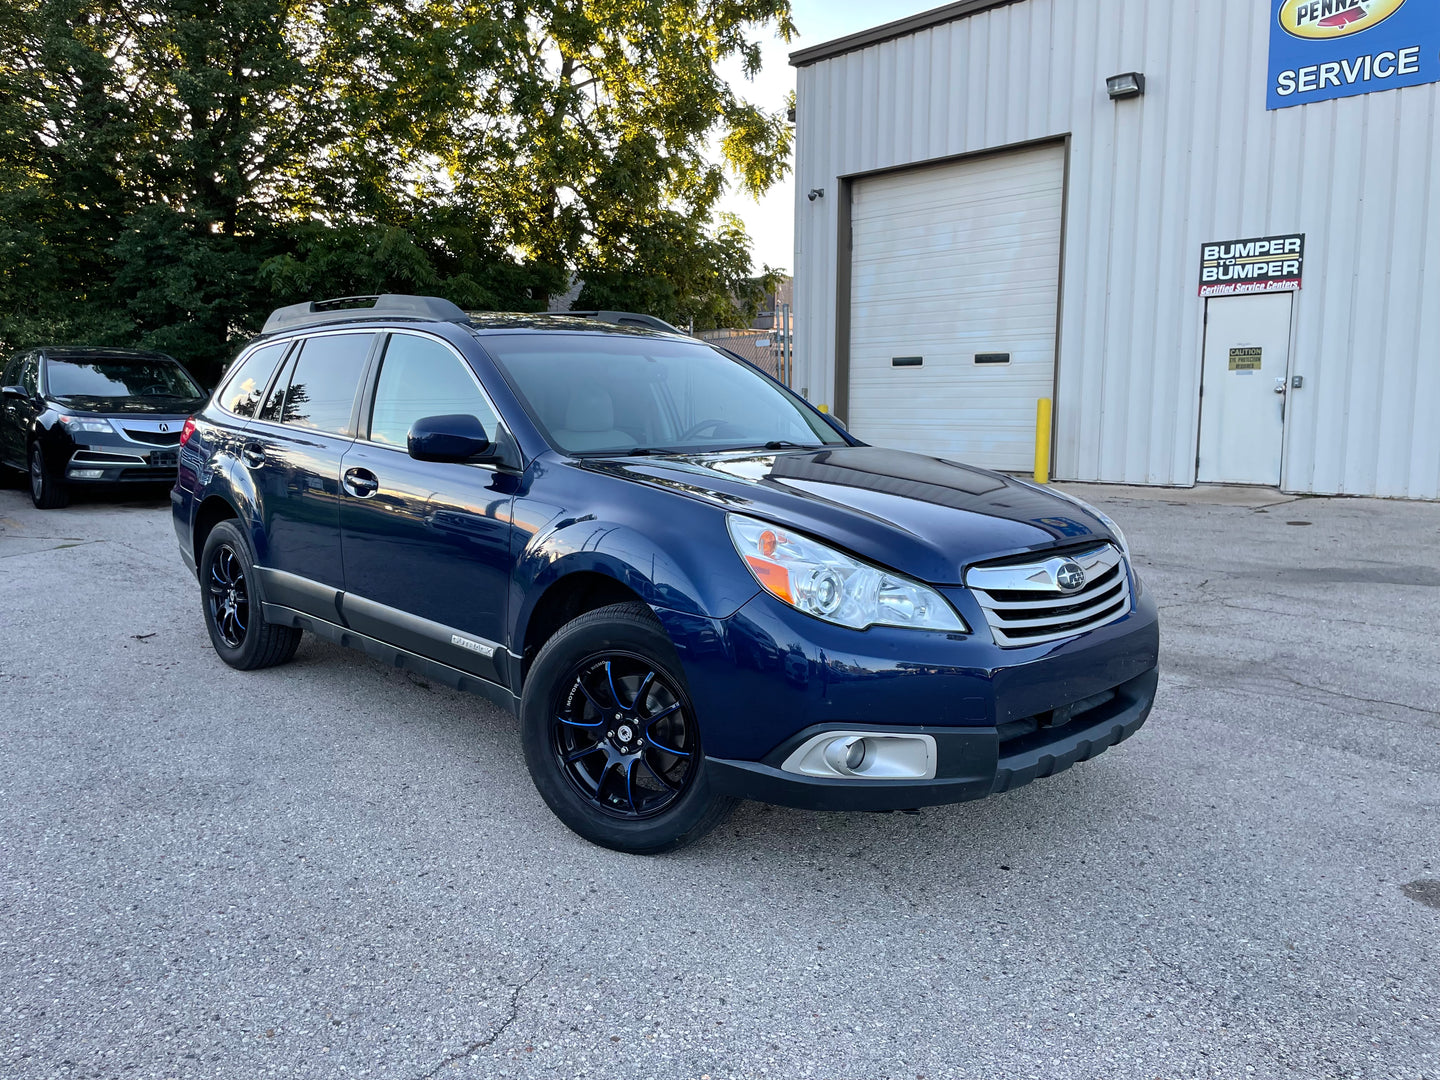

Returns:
273,333,375,436
2,353,23,387
485,335,846,455
220,343,288,418
368,335,500,447
45,357,202,400
21,356,39,397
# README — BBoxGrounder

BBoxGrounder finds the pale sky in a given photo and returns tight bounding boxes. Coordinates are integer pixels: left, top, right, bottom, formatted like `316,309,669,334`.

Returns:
714,0,941,274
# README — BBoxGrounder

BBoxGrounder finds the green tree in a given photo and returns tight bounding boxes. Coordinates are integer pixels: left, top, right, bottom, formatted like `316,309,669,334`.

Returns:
0,0,796,376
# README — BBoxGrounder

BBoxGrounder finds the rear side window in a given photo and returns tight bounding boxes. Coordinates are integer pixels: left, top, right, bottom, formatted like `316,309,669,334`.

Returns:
220,343,288,417
270,333,375,436
368,335,500,447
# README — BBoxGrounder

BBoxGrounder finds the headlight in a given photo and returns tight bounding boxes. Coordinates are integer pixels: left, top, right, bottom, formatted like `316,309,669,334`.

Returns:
727,513,968,633
59,415,115,434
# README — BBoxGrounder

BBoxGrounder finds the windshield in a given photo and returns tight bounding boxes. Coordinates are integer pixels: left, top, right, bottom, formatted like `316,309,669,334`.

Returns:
482,334,847,455
46,357,203,400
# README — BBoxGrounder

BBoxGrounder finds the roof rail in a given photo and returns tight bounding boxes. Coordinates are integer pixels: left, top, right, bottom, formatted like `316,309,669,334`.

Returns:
563,310,688,335
262,294,471,335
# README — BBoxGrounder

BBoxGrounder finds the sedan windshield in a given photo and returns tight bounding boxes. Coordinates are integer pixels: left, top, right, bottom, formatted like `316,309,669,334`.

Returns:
482,334,847,455
46,358,203,400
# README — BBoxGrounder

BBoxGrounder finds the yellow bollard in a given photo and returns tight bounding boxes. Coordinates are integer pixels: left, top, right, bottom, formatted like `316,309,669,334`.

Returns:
818,403,829,413
1034,398,1052,484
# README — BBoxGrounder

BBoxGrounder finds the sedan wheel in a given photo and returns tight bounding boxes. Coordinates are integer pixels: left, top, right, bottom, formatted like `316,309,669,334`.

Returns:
28,444,69,509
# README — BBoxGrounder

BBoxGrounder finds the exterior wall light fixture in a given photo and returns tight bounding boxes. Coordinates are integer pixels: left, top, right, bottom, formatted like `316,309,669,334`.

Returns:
808,188,825,201
1106,72,1145,100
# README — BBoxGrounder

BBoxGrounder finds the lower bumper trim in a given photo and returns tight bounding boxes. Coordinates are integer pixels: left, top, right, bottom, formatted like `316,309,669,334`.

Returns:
704,667,1158,812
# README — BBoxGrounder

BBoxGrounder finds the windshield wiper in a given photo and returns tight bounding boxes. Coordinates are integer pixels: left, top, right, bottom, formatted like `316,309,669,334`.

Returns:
625,447,673,456
762,440,822,451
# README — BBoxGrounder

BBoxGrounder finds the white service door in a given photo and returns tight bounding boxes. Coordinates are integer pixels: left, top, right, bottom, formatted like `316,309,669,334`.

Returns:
1197,293,1294,486
847,144,1065,471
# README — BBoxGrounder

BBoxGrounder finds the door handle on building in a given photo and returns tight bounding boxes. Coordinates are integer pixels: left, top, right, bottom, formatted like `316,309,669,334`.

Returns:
1274,378,1287,395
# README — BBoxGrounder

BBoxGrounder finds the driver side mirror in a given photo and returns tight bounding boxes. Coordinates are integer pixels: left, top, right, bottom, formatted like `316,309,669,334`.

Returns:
408,414,498,464
2,385,27,401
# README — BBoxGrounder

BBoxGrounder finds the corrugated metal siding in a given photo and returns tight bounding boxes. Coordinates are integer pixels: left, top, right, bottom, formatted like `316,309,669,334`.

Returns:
793,0,1440,499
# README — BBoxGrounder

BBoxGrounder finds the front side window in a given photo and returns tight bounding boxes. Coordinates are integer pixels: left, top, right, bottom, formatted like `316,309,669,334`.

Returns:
1,353,24,388
219,342,288,418
483,334,846,455
21,356,41,397
45,357,203,401
270,333,376,436
368,334,501,447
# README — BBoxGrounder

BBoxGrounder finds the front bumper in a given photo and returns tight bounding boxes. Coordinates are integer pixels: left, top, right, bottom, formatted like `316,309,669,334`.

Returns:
64,444,179,484
655,572,1160,810
704,667,1157,811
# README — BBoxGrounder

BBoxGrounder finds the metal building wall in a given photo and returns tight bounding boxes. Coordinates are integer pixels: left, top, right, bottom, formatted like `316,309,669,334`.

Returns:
793,0,1440,499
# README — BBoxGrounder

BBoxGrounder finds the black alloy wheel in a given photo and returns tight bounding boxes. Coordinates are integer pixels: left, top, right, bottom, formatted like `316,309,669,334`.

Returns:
208,542,250,648
552,653,699,819
198,519,302,670
521,602,735,854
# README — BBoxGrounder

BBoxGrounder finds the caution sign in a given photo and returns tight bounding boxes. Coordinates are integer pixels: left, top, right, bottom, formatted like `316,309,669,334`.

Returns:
1200,234,1304,297
1229,347,1263,372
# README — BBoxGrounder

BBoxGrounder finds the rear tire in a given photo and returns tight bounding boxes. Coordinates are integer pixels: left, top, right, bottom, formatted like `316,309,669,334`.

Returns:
29,443,69,509
521,601,735,854
200,520,302,670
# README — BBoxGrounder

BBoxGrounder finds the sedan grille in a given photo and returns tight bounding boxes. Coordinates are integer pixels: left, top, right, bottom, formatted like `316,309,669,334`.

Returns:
965,544,1131,648
123,427,182,445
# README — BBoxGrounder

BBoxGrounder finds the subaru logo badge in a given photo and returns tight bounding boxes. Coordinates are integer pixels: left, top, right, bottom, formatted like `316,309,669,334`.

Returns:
157,422,169,432
1055,560,1086,593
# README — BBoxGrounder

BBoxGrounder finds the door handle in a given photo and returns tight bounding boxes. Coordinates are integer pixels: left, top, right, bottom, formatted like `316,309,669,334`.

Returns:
343,467,379,498
242,442,266,467
1273,378,1287,395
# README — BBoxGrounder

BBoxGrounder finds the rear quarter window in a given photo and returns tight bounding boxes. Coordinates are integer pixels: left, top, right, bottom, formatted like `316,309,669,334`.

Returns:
219,343,289,418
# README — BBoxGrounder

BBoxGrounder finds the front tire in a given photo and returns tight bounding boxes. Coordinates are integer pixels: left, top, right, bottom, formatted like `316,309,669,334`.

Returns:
29,443,69,509
521,602,735,854
200,520,302,670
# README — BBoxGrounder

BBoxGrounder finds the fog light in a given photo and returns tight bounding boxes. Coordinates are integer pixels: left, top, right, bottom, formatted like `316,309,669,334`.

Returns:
69,468,104,479
782,731,937,780
822,736,868,775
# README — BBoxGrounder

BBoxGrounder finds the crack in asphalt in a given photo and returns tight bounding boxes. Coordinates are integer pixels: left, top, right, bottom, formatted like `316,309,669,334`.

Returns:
0,539,105,558
1165,676,1439,729
410,959,548,1080
1275,673,1440,720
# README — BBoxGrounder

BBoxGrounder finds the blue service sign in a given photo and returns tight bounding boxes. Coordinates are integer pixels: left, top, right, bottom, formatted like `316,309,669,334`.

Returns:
1268,0,1440,110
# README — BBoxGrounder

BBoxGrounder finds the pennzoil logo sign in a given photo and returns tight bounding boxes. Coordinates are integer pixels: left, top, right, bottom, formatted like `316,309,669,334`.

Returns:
1268,0,1439,109
1280,0,1407,40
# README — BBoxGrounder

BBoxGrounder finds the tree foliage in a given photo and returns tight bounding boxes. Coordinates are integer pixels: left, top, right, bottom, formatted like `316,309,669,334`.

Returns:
0,0,793,381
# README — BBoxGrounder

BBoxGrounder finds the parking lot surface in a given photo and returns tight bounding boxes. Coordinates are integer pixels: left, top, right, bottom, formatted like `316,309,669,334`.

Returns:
1,481,1437,1080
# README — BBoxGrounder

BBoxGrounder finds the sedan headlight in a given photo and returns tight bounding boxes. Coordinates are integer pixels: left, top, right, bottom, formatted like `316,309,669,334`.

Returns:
727,513,968,633
59,415,115,434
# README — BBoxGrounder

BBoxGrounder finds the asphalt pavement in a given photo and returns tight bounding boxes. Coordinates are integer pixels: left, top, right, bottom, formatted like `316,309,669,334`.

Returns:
1,479,1437,1080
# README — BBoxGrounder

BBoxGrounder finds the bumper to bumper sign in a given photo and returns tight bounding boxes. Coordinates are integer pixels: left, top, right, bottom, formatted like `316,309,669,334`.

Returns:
704,667,1158,812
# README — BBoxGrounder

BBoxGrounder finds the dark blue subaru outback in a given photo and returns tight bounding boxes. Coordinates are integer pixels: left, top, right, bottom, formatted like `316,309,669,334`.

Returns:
173,295,1159,853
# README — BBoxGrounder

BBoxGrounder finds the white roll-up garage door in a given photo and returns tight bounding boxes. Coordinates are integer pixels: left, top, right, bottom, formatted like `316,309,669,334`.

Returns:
847,143,1065,472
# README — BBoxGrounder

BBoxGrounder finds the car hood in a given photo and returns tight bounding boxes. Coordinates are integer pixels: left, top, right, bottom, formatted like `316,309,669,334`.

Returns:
578,446,1119,585
50,394,204,417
